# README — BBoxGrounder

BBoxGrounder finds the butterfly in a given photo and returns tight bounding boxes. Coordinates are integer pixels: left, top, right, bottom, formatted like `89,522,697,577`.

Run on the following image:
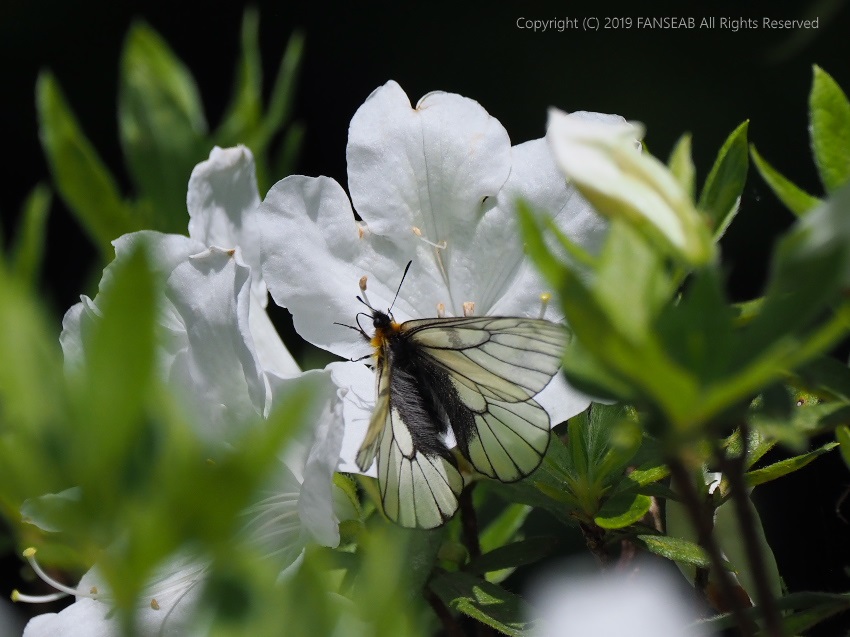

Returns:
346,263,567,528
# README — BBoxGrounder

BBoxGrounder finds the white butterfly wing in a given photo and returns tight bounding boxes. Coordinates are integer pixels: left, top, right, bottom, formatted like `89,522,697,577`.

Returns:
407,317,566,481
376,383,465,528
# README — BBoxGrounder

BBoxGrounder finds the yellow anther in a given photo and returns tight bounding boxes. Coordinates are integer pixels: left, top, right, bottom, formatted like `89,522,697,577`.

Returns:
151,598,160,610
359,276,368,292
463,302,475,317
539,292,552,319
22,547,36,558
436,303,446,318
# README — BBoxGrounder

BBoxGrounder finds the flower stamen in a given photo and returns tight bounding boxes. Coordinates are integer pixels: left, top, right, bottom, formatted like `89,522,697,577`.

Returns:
12,547,108,605
463,301,475,317
436,302,446,318
412,226,447,250
539,292,552,319
359,275,372,308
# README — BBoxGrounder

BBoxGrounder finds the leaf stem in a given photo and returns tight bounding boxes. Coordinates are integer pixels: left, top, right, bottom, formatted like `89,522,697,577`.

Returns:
714,422,785,637
667,456,758,636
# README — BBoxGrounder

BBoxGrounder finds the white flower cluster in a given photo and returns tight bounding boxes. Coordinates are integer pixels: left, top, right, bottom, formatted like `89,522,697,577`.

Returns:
20,81,634,635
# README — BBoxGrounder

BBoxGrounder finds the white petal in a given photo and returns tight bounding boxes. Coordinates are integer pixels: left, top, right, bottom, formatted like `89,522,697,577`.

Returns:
270,369,345,547
249,291,300,377
187,145,266,301
166,247,268,440
347,81,512,240
536,372,592,428
59,301,87,372
23,556,209,637
258,175,442,360
529,561,704,637
328,361,378,476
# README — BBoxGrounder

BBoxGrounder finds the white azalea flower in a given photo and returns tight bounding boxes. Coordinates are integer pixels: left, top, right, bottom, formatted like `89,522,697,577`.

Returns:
186,145,298,377
257,80,610,473
24,147,352,634
529,561,706,637
546,109,713,265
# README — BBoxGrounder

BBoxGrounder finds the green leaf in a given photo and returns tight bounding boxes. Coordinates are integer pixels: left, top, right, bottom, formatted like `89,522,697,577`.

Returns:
750,145,822,216
794,355,850,402
9,184,51,285
68,242,158,492
751,402,848,452
36,72,136,255
698,121,749,239
745,441,837,488
696,591,850,635
637,534,710,568
836,425,850,470
118,22,207,233
216,8,263,145
667,133,696,201
257,30,304,149
810,65,850,192
594,492,651,529
466,537,559,575
479,503,532,555
20,487,82,533
656,267,736,384
429,571,534,637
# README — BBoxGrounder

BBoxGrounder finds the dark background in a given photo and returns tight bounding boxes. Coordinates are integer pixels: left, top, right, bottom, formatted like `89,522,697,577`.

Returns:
2,0,849,633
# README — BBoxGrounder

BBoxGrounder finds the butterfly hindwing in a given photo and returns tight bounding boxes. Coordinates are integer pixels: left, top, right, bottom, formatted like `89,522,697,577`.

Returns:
375,358,464,528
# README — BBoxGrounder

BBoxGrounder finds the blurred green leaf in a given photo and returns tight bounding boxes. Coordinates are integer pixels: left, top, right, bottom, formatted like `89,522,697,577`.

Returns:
697,592,850,635
20,487,81,533
750,145,822,216
751,402,849,452
667,133,696,201
836,425,850,470
430,570,534,637
9,183,51,286
698,120,749,239
257,30,304,149
657,267,736,384
66,242,157,503
478,503,531,555
272,121,306,184
36,72,137,256
594,492,651,529
466,537,559,576
745,441,837,488
810,65,850,192
636,534,710,568
795,355,850,402
119,22,208,233
216,8,264,145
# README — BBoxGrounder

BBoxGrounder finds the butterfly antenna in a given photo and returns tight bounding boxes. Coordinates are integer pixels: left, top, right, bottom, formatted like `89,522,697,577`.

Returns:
388,261,413,314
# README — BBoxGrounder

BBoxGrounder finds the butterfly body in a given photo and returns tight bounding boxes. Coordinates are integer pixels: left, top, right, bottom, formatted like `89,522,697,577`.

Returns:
353,300,567,528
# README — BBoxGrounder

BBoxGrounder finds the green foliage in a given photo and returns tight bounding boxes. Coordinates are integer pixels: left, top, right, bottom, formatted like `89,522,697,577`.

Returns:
810,65,850,192
698,120,749,239
8,19,850,637
36,72,139,257
37,9,303,257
